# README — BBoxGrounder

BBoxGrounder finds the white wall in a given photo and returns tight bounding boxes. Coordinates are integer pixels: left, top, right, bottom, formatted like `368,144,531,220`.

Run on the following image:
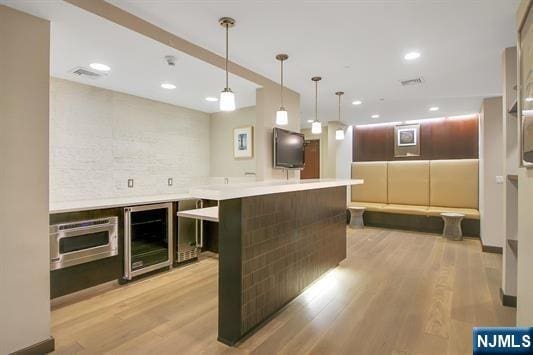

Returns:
336,125,353,202
0,5,52,353
50,78,210,203
302,123,352,181
479,97,505,248
210,106,256,178
255,85,301,181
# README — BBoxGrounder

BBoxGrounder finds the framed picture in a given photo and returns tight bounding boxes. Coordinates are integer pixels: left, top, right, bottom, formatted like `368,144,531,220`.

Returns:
234,126,254,159
397,127,417,146
394,123,420,157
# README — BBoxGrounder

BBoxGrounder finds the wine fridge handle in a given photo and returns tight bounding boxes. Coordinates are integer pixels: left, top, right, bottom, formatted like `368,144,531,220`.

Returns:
195,200,204,248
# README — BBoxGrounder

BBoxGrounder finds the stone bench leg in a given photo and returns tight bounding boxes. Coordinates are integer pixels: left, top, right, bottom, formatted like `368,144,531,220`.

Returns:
441,214,464,241
349,208,365,229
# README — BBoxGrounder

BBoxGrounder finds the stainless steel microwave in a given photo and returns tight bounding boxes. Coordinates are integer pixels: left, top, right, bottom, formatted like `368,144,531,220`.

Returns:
49,217,119,271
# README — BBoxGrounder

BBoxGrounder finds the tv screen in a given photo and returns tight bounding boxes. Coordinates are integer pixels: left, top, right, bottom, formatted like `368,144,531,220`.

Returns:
273,128,305,169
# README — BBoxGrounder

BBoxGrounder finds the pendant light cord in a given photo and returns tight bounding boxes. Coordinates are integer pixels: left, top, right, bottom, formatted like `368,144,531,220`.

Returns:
280,60,284,107
225,23,229,90
315,80,318,122
338,94,341,124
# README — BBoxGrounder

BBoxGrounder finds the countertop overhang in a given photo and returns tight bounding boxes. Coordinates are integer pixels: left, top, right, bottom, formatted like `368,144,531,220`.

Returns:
189,179,363,201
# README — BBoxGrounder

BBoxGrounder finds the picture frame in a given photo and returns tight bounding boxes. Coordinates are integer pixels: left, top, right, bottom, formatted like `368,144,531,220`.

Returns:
397,127,418,146
394,123,420,157
233,125,254,159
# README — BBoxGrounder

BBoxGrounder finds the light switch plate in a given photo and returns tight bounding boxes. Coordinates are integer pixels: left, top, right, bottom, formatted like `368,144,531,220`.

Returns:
128,179,134,188
496,176,504,184
168,178,173,186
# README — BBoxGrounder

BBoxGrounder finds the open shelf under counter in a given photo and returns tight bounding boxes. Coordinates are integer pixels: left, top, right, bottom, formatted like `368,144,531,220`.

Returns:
177,206,219,222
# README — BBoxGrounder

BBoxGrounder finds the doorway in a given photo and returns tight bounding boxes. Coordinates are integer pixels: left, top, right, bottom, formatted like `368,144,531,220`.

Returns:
301,139,320,179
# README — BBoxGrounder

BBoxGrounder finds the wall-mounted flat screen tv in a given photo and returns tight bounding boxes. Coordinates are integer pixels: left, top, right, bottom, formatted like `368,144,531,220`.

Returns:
273,128,305,169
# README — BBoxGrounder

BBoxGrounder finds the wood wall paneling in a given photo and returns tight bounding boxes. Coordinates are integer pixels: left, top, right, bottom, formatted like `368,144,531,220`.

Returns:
301,139,320,179
353,117,479,161
217,186,347,345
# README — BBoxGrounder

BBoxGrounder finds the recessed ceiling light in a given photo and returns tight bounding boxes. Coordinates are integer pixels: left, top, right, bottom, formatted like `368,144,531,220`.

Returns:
404,51,421,61
161,83,176,90
371,114,380,119
429,106,439,111
526,97,533,102
352,100,363,105
205,97,218,102
89,63,111,72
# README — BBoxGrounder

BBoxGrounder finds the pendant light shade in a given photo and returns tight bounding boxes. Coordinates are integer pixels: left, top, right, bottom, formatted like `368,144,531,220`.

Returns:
335,91,345,140
220,89,235,111
276,109,288,125
275,54,289,125
219,17,236,112
311,76,322,134
312,121,322,134
335,128,345,140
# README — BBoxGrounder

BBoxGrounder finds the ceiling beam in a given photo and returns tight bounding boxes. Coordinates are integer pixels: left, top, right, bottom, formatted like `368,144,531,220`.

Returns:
64,0,290,91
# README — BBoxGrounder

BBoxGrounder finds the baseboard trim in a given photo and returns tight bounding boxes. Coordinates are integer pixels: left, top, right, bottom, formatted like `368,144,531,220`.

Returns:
481,244,503,254
500,288,517,308
10,336,55,355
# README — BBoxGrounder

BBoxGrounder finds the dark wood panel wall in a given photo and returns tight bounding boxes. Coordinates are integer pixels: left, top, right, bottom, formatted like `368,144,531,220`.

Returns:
353,116,479,161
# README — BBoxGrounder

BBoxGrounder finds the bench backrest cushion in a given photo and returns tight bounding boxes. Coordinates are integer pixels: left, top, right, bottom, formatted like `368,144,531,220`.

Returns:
429,159,478,209
387,160,430,206
351,162,388,203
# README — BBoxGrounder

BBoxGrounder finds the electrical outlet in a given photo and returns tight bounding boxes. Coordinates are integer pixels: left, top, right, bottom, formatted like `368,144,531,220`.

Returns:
168,178,173,186
495,176,504,184
128,179,134,188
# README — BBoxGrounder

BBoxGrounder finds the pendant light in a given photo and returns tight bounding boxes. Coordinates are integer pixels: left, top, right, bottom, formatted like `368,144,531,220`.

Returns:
311,77,322,134
219,17,236,111
335,91,345,140
275,54,289,125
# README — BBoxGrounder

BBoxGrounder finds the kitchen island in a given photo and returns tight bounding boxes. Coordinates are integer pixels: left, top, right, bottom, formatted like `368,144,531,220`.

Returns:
185,179,363,345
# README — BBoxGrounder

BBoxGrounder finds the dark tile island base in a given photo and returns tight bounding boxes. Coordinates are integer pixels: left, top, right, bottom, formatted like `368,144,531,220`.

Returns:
218,185,347,345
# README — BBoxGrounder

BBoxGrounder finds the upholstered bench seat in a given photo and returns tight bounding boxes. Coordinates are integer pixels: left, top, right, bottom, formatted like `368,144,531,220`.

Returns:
348,201,386,211
349,202,480,220
350,159,480,235
427,206,480,220
381,204,429,216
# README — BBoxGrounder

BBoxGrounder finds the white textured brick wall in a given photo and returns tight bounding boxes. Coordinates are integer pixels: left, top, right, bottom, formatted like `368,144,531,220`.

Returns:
50,78,210,203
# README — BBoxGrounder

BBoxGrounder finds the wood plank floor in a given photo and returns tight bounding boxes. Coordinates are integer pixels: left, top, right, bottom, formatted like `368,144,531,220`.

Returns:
51,227,515,355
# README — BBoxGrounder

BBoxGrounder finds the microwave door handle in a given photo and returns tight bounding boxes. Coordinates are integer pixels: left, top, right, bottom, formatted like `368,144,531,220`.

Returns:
58,225,113,241
58,221,114,235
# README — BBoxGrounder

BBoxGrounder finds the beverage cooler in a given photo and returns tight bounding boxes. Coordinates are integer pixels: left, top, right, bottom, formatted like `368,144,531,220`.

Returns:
124,203,173,280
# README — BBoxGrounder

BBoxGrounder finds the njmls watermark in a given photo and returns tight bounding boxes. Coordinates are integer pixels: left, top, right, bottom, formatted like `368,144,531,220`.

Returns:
474,327,533,354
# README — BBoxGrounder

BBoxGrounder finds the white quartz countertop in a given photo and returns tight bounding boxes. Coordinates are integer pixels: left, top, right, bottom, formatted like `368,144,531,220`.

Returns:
50,193,193,214
189,179,363,201
50,179,363,213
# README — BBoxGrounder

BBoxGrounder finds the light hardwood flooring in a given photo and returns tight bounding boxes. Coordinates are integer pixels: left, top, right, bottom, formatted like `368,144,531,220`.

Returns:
51,228,515,355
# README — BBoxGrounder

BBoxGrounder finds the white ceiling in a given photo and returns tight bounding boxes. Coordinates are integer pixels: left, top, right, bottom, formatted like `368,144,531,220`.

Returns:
105,0,519,126
1,0,259,114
